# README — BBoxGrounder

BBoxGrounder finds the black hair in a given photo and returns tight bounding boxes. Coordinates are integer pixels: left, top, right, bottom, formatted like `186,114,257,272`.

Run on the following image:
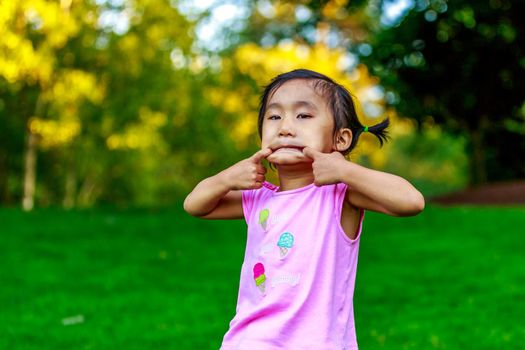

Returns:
257,68,390,155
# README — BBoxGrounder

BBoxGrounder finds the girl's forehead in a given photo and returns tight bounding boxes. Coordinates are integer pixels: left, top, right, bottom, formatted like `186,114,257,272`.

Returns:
268,79,326,106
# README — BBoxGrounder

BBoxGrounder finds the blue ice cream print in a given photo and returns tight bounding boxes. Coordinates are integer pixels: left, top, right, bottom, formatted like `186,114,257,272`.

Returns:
277,232,294,258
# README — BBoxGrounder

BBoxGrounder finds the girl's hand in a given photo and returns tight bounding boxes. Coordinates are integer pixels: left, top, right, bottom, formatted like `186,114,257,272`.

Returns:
220,148,273,190
302,147,347,186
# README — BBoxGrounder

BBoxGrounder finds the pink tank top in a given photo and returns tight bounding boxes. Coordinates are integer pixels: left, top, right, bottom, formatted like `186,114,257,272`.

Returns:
220,181,365,350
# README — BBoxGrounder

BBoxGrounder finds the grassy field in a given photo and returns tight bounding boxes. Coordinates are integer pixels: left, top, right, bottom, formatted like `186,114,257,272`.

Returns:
2,203,524,349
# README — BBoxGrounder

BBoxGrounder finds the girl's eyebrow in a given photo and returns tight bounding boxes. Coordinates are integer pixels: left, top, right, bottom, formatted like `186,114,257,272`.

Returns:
267,100,319,112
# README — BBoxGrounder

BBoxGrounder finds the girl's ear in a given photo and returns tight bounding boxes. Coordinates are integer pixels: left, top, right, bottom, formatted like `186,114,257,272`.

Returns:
334,128,352,152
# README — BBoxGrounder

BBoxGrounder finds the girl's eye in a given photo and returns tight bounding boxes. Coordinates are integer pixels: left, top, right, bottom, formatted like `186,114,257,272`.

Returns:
268,115,280,120
297,114,312,119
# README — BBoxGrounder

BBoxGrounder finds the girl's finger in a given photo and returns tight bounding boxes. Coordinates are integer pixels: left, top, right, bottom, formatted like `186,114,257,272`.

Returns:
256,165,267,175
251,148,273,163
255,174,265,182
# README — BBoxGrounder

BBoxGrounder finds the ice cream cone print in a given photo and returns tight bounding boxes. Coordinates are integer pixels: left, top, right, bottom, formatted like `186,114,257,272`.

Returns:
279,246,288,258
256,279,266,293
253,262,266,294
259,209,269,231
277,232,294,259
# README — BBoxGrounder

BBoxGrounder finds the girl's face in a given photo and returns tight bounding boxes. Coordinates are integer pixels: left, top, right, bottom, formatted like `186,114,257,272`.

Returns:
261,79,336,166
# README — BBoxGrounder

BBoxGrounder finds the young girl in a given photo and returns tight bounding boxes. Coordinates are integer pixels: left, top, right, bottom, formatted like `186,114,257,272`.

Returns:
184,69,425,349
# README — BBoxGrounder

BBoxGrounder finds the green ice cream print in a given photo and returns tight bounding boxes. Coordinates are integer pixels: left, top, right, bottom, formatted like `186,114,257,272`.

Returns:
277,232,294,258
259,209,270,231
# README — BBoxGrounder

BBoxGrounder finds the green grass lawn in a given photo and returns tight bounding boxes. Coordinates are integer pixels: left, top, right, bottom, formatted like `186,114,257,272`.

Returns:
2,203,524,349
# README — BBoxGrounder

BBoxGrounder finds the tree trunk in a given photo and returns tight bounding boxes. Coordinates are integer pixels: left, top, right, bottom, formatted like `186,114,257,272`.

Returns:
22,131,38,211
468,115,489,186
22,89,47,211
63,165,77,209
0,150,7,203
77,174,99,208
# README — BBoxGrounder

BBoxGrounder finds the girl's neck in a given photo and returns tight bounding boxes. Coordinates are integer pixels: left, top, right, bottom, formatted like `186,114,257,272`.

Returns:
275,165,314,192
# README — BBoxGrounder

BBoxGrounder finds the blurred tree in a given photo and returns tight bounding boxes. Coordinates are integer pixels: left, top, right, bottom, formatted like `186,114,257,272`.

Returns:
0,0,99,210
85,0,197,207
0,0,213,209
3,0,505,208
239,0,372,48
359,0,525,185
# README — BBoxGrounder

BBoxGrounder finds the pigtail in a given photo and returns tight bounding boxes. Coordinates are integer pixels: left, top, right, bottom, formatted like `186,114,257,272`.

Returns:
356,117,391,148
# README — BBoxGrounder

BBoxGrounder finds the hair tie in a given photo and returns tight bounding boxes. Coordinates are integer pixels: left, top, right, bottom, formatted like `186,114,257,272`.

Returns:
363,126,369,133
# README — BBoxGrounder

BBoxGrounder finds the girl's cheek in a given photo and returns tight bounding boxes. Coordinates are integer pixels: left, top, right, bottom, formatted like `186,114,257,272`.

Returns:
261,130,271,145
260,137,270,149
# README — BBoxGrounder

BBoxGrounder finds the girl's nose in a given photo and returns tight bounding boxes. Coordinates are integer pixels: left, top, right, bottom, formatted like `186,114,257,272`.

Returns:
278,116,295,137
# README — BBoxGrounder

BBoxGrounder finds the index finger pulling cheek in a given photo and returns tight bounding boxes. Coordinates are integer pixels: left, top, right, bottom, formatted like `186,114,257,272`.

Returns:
251,148,272,166
259,148,272,159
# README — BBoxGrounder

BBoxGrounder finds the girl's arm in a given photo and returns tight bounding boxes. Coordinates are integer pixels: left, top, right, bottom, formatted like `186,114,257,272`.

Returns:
183,174,244,219
340,161,425,217
302,147,424,217
183,148,272,219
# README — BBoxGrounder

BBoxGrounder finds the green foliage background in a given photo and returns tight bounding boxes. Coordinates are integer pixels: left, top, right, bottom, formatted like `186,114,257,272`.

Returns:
1,0,523,208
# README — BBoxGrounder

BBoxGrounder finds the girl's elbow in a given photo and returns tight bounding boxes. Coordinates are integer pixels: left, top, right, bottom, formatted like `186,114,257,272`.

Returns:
183,198,191,215
408,192,425,215
183,196,198,216
183,195,211,217
396,192,425,217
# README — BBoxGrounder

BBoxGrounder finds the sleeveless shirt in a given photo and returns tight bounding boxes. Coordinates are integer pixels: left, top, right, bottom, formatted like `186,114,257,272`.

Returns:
220,181,365,350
